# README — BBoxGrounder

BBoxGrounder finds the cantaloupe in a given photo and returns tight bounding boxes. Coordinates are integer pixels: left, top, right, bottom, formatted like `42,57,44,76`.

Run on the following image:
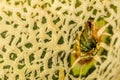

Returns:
0,0,120,80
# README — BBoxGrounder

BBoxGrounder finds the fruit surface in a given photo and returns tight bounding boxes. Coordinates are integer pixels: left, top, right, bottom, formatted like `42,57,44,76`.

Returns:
0,0,120,80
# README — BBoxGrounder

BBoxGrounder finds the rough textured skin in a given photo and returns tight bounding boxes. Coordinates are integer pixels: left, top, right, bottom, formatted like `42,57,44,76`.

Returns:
0,0,120,80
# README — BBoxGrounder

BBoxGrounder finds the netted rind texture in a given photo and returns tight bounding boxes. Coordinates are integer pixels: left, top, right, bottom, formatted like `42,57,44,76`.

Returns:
0,0,120,80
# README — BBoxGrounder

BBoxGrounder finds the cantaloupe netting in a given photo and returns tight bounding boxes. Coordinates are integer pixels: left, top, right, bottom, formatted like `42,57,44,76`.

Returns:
0,0,120,80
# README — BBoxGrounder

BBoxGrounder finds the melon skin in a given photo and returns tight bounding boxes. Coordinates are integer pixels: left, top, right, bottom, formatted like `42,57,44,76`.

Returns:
70,18,107,77
0,0,120,80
